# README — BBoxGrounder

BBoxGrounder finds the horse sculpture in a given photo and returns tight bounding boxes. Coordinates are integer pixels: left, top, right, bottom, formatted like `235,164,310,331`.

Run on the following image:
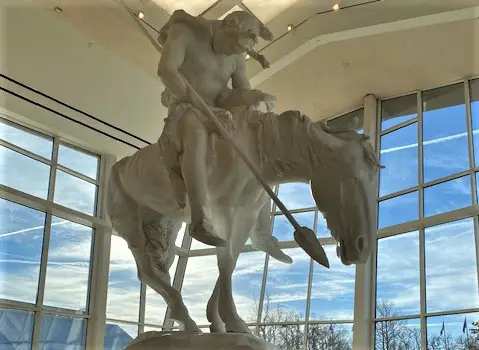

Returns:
106,105,380,334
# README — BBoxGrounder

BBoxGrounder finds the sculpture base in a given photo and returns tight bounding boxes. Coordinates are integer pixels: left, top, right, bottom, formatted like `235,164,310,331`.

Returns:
125,331,278,350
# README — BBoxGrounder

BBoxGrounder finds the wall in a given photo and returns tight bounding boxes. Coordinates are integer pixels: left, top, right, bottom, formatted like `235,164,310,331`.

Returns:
0,0,166,158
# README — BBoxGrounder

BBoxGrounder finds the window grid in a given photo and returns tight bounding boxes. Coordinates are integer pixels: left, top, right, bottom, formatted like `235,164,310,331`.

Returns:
374,78,479,349
0,117,104,350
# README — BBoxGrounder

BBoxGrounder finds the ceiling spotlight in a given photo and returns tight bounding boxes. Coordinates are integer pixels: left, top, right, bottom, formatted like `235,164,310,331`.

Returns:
332,3,340,11
245,54,250,60
137,11,145,19
53,6,63,14
287,24,294,31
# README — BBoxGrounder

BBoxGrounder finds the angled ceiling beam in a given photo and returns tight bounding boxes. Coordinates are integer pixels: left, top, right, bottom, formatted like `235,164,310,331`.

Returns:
250,5,479,87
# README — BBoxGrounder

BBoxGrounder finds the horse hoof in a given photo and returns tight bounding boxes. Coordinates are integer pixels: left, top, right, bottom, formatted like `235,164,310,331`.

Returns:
225,320,250,334
210,322,226,333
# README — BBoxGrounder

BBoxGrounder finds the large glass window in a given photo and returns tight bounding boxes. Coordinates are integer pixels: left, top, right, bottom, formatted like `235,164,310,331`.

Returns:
0,117,101,350
375,80,479,349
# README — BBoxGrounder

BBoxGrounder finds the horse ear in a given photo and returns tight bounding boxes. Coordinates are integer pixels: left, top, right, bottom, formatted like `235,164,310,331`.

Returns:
259,24,274,41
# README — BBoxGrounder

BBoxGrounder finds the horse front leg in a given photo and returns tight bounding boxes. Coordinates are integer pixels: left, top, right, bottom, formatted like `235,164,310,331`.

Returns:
206,279,226,333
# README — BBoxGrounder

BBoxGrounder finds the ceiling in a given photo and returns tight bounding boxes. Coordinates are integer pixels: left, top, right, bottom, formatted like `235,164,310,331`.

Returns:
257,18,479,119
31,0,479,124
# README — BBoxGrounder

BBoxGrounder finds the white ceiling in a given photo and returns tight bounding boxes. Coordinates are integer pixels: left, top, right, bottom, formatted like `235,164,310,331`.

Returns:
31,0,479,126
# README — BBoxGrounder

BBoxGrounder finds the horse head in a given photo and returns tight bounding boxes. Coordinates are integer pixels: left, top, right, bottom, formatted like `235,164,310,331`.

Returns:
308,118,381,266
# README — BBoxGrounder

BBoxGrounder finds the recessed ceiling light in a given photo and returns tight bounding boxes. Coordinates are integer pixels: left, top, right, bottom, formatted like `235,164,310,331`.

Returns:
287,24,294,31
137,11,145,19
245,54,251,60
332,3,340,11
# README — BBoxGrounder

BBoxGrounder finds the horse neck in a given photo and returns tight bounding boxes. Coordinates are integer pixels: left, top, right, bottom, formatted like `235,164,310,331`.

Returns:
257,113,316,185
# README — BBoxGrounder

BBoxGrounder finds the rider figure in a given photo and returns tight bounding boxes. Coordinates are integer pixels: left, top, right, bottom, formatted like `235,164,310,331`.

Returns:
157,10,291,263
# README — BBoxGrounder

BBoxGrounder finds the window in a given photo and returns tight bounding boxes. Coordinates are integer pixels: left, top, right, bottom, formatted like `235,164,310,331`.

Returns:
375,80,479,349
0,117,102,350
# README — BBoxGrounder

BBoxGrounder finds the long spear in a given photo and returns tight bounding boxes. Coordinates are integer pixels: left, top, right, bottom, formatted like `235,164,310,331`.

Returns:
121,3,330,268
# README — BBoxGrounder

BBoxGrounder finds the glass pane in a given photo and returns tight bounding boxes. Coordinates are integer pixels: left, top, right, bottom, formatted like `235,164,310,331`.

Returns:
54,170,97,215
0,145,50,199
327,108,364,132
58,144,99,180
423,83,469,182
278,183,315,210
381,94,417,131
104,322,137,350
470,79,479,166
107,235,141,322
43,217,93,313
307,323,353,349
379,123,418,196
175,222,186,248
423,176,472,217
310,245,355,320
258,324,304,349
143,326,162,333
0,308,34,349
378,191,418,229
316,211,330,239
232,251,265,322
39,314,85,349
0,199,45,304
0,119,53,159
376,231,420,317
375,318,421,350
262,248,309,322
181,255,218,325
425,218,479,312
427,312,479,349
144,256,178,325
272,211,315,241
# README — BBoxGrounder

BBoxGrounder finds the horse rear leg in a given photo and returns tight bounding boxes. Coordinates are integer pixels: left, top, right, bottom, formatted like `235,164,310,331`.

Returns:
130,247,200,332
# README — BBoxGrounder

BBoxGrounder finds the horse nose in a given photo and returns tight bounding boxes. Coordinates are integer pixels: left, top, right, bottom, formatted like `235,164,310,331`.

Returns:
355,235,366,254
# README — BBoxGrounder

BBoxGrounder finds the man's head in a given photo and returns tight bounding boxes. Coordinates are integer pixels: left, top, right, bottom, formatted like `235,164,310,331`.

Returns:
217,11,273,55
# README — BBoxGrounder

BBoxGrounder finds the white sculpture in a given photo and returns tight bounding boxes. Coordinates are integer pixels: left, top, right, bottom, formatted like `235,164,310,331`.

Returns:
106,8,380,348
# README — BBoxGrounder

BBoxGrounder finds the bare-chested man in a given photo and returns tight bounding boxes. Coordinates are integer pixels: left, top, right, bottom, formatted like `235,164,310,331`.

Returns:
157,10,290,263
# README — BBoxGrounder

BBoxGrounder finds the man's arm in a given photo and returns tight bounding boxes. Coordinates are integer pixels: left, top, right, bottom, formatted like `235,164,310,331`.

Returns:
157,23,191,101
231,56,252,90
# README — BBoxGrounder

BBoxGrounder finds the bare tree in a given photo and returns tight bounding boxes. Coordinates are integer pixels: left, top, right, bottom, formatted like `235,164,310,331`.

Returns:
251,296,352,349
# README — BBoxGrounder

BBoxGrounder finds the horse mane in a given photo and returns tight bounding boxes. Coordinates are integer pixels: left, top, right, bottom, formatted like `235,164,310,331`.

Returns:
246,109,381,178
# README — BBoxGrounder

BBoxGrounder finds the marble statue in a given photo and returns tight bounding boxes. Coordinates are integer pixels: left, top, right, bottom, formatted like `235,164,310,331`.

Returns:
106,8,380,349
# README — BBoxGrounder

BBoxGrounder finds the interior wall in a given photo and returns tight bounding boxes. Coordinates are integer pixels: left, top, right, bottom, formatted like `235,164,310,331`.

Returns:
0,0,166,158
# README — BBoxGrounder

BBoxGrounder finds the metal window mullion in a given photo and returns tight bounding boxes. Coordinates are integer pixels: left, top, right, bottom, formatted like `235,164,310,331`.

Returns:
302,209,318,350
417,90,428,350
0,139,52,166
85,153,115,349
31,138,58,350
57,164,98,185
31,213,53,350
255,186,278,334
164,226,191,330
466,77,479,305
379,116,418,136
139,283,146,333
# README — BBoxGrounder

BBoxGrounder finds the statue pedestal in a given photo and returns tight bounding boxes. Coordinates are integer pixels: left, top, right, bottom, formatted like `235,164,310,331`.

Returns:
125,331,278,350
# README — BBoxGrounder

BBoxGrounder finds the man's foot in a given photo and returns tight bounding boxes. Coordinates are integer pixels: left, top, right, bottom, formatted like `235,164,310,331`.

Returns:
252,236,293,264
190,216,226,247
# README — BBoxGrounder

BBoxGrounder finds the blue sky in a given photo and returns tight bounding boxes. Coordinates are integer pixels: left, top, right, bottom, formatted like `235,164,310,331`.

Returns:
1,79,479,347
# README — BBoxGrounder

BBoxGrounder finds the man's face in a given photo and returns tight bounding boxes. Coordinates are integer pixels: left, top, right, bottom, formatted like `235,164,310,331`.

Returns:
220,28,257,56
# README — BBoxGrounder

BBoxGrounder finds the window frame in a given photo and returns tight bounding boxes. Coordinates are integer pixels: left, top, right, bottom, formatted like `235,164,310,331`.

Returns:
0,114,114,350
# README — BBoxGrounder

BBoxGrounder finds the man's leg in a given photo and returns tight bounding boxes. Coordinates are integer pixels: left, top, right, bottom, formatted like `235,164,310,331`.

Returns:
250,199,292,264
178,111,226,247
